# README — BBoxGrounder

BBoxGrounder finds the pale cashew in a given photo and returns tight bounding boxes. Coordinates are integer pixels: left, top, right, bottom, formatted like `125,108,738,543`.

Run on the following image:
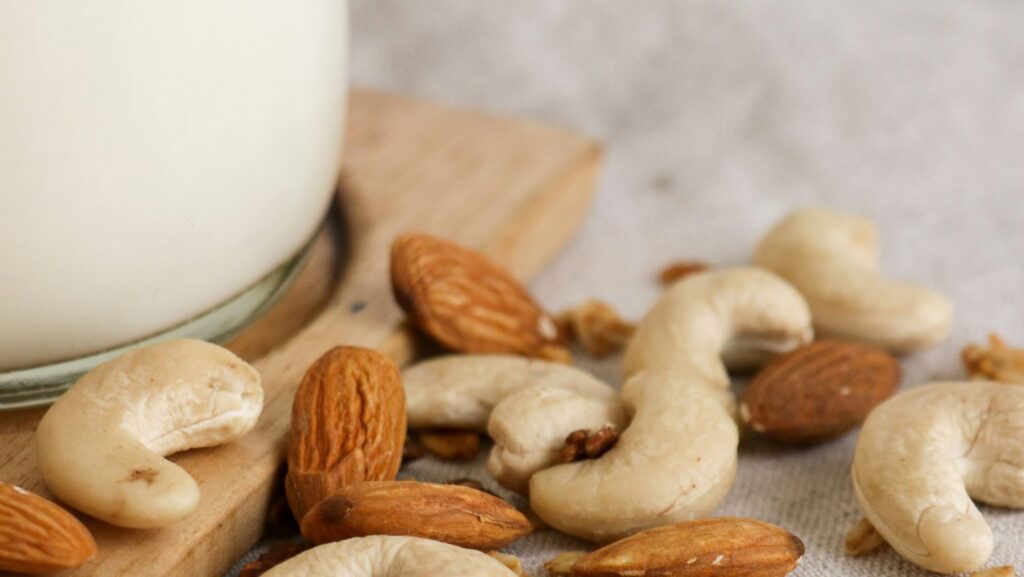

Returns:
754,207,952,351
623,267,814,412
36,339,262,528
403,355,625,492
530,268,813,542
853,381,1024,574
404,355,615,429
488,382,625,493
262,535,518,577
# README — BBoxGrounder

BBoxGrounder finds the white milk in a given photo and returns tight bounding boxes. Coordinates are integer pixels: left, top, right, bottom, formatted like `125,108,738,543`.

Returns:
0,1,349,370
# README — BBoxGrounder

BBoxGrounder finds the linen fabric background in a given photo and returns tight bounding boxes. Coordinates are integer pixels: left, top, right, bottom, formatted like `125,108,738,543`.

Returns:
230,1,1024,574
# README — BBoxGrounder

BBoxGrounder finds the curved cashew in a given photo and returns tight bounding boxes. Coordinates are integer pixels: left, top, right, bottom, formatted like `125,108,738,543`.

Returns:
262,535,518,577
853,381,1024,573
623,267,813,411
531,268,812,542
488,382,625,493
754,207,952,351
403,355,625,492
404,355,614,429
36,339,262,528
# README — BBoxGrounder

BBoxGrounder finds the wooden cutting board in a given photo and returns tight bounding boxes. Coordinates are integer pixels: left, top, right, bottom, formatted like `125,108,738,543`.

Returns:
0,89,600,577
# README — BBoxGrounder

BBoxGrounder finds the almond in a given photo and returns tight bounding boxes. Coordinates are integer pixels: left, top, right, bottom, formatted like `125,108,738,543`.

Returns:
572,518,804,577
299,480,532,550
285,347,406,521
390,233,567,360
739,340,901,444
0,482,97,574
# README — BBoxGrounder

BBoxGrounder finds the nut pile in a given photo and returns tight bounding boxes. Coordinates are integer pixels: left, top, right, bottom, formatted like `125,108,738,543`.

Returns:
6,207,1020,577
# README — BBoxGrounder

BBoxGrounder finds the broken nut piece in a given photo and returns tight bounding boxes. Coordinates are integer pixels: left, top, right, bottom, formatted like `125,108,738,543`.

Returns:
658,260,710,286
562,425,620,462
419,429,482,461
545,551,587,577
963,334,1024,384
844,517,886,556
488,552,527,576
557,300,636,358
972,567,1016,577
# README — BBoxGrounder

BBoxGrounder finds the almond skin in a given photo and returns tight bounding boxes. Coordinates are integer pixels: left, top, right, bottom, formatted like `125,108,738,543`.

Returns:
0,483,97,574
572,518,804,577
286,347,406,521
299,480,532,550
740,340,901,444
390,233,567,359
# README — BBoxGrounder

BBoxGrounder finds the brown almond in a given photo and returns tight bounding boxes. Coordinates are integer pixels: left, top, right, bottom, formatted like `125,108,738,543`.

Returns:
300,480,532,550
390,233,567,359
740,340,901,444
0,483,97,574
572,518,804,577
285,347,407,521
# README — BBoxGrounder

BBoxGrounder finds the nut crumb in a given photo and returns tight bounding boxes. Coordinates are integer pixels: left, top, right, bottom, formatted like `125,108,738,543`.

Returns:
562,425,620,462
963,334,1024,384
545,551,587,577
418,429,481,461
844,517,885,556
239,542,308,577
658,261,710,286
488,551,527,576
557,300,635,358
539,344,574,364
972,567,1015,577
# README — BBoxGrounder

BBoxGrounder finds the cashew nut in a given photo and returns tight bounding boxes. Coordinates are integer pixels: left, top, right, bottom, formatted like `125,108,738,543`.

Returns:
754,207,952,351
853,381,1024,573
262,535,518,577
403,355,625,492
488,382,625,493
530,268,813,542
36,339,263,528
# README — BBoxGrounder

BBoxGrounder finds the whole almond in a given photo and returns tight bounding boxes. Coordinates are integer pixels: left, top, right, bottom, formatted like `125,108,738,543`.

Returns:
299,480,532,550
390,233,567,360
286,347,406,521
740,340,901,444
572,518,804,577
0,483,97,574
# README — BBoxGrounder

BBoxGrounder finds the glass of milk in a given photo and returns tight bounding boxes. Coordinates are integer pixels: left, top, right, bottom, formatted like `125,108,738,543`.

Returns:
0,0,349,407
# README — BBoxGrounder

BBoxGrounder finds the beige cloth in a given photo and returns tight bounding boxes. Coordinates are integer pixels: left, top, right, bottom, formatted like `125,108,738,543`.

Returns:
230,1,1024,574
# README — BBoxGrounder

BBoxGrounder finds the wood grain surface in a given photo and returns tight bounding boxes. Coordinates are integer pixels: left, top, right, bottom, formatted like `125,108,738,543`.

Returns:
0,88,600,577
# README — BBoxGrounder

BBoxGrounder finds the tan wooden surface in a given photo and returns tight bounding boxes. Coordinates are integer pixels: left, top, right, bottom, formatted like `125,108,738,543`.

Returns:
0,88,600,577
